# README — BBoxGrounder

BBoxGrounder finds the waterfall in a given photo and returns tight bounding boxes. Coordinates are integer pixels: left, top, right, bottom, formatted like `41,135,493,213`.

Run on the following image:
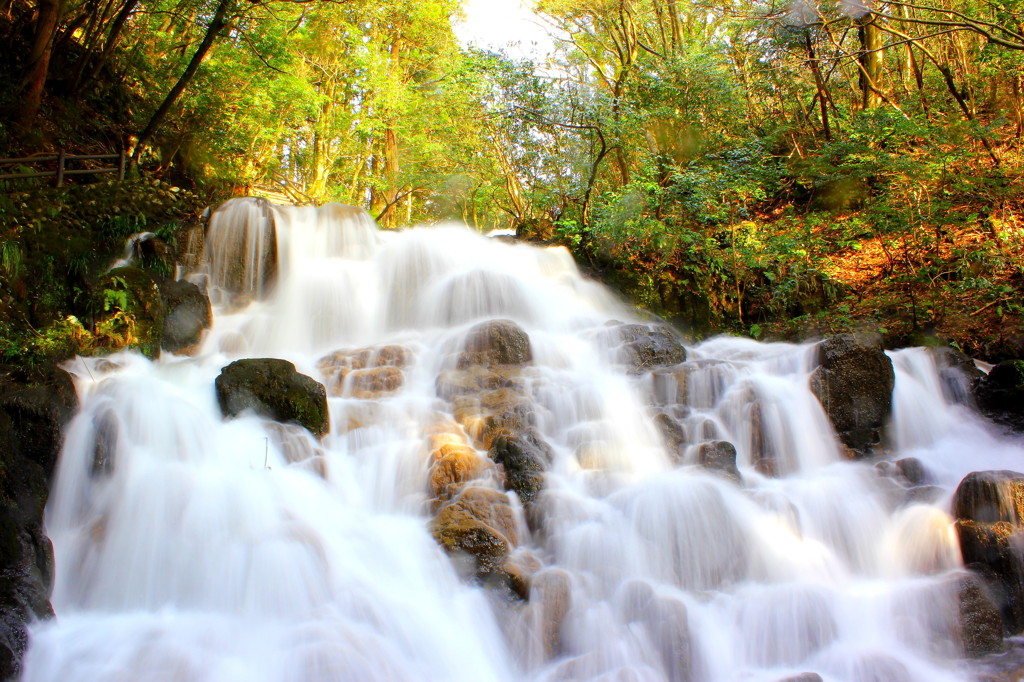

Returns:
23,199,1022,682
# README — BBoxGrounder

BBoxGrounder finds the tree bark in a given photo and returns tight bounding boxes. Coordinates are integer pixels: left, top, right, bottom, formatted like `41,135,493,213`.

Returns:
805,34,833,141
131,0,234,164
857,12,884,110
75,0,141,94
20,0,64,127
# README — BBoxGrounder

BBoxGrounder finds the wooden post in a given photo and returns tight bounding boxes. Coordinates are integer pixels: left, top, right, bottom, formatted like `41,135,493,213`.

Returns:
56,150,65,187
118,149,126,180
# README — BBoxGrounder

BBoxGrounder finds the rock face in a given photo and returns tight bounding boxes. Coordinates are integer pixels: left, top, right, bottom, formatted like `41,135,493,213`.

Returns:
953,470,1024,634
431,486,518,578
975,360,1024,432
810,334,894,455
489,431,552,506
215,359,329,438
158,279,212,355
0,366,78,679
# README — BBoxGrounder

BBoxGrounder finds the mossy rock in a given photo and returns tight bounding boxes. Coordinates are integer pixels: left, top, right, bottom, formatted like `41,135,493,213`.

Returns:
215,358,329,438
158,279,211,355
92,266,165,359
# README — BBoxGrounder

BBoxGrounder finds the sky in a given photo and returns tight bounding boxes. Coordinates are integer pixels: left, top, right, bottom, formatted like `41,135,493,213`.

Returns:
454,0,554,59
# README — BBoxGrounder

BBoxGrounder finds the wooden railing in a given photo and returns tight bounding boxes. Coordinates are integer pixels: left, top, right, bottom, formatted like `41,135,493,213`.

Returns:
0,150,127,187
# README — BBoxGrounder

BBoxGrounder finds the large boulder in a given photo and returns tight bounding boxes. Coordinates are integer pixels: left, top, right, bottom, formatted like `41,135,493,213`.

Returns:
975,360,1024,432
0,366,78,679
697,440,741,483
810,334,894,455
158,279,212,355
215,359,329,438
953,470,1024,633
457,319,532,369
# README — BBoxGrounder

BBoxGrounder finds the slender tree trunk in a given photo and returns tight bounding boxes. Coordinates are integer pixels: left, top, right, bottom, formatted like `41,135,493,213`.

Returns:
74,0,140,94
131,0,233,164
20,0,64,127
857,13,884,110
805,34,832,141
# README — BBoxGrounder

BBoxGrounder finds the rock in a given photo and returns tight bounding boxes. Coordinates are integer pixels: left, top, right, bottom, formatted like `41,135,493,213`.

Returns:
976,360,1024,432
929,346,983,406
426,427,490,501
775,675,823,682
895,457,928,486
489,430,552,506
653,412,686,461
158,279,212,355
810,334,895,455
215,359,329,438
957,573,1005,657
93,266,166,359
953,470,1024,633
533,568,572,658
608,323,687,373
697,441,741,483
457,319,532,369
953,470,1024,524
0,366,78,679
431,486,518,577
317,345,411,399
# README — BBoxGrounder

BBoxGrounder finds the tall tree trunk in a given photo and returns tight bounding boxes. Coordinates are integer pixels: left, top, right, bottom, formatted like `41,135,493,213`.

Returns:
131,0,233,164
805,34,833,141
857,12,884,110
20,0,64,127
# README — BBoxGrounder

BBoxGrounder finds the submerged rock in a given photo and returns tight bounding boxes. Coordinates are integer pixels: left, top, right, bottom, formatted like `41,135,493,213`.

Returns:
215,358,329,438
158,279,212,355
975,360,1024,432
929,346,983,406
317,345,411,399
607,322,687,373
810,334,894,456
697,440,741,483
953,470,1024,633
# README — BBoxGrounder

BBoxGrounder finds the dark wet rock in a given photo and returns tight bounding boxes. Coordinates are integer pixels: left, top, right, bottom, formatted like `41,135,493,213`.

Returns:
895,457,928,486
929,346,983,406
749,399,776,477
810,334,894,456
457,319,533,369
608,323,687,373
0,366,78,679
954,470,1024,633
93,266,166,359
958,572,1005,657
653,412,686,461
775,674,823,682
318,345,411,399
697,441,741,483
158,279,212,355
489,430,552,506
215,358,329,438
905,485,943,505
976,360,1024,432
431,486,518,577
953,471,1024,525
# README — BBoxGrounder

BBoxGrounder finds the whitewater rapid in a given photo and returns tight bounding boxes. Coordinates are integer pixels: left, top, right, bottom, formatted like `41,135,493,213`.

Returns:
22,200,1022,682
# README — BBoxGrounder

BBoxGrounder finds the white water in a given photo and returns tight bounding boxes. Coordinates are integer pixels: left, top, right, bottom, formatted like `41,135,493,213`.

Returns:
23,199,1024,682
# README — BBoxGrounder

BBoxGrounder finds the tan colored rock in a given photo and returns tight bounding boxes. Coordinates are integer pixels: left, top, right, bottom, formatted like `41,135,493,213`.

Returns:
431,486,519,575
318,344,411,398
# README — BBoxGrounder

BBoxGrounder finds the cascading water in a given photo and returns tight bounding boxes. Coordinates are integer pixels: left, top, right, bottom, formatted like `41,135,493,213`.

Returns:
22,198,1023,682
